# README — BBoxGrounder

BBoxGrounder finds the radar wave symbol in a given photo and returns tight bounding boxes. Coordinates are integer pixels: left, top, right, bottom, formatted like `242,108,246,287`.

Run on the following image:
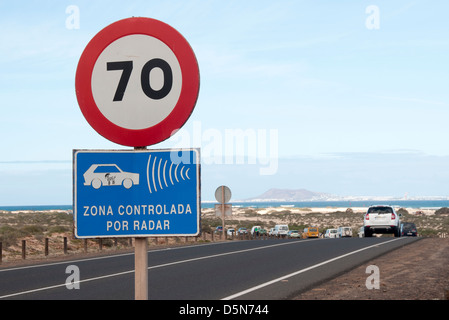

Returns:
146,155,191,193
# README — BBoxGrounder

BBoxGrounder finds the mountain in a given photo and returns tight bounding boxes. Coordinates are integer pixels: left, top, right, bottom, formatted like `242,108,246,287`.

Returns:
244,188,332,202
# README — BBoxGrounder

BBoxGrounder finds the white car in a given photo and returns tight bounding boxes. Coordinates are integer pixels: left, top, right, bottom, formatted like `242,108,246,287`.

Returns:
324,228,338,238
337,227,353,238
273,224,289,238
364,205,401,237
287,230,301,238
83,164,140,189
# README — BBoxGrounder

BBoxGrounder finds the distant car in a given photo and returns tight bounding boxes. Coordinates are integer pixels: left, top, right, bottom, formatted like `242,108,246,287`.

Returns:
324,229,338,238
227,228,235,236
83,164,139,189
214,226,223,234
302,227,319,239
287,230,300,238
400,222,418,237
268,228,276,236
273,224,289,238
364,205,401,237
337,227,352,238
237,227,248,235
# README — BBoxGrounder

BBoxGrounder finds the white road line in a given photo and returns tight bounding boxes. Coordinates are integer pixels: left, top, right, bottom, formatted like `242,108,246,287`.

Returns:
148,239,314,270
0,252,135,273
0,270,134,299
0,239,405,299
0,240,309,299
221,238,404,300
0,240,229,273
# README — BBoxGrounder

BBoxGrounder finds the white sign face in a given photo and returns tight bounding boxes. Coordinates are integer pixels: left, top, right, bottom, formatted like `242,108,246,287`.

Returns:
91,34,183,130
75,17,200,147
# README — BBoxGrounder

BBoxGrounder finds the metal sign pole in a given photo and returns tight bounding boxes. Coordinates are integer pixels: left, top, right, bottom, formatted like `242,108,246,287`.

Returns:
134,237,148,300
215,185,231,241
134,146,148,300
221,186,225,240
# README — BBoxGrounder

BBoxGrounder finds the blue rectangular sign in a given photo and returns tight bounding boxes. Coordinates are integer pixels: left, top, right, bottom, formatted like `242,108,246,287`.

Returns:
73,149,200,238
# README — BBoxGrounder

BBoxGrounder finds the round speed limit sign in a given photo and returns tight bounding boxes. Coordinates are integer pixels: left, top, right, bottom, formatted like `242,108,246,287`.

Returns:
75,17,200,147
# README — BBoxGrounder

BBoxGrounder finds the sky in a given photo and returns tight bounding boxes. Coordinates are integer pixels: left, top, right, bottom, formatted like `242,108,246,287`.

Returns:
1,0,449,205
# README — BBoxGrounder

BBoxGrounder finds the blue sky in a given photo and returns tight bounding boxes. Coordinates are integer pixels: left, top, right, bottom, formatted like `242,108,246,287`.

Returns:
1,1,449,205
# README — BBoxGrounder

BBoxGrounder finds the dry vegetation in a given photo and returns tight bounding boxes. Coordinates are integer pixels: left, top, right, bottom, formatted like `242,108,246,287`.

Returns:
1,206,449,264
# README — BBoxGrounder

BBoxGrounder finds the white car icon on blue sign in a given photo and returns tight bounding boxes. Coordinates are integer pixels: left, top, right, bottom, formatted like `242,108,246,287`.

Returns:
83,164,139,189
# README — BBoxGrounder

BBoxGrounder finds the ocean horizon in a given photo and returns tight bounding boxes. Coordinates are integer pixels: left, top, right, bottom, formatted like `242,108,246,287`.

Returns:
1,200,449,212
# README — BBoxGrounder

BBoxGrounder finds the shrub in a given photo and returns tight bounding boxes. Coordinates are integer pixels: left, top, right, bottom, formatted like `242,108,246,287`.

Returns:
435,207,449,215
48,226,70,234
21,225,45,235
0,225,26,247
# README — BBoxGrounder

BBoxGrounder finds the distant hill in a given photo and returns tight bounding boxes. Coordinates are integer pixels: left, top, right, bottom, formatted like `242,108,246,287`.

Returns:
244,188,332,202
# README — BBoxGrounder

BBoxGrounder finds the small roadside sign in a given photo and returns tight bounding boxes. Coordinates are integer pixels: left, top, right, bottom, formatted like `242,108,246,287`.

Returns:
214,204,232,217
73,149,200,238
215,185,231,204
215,185,231,240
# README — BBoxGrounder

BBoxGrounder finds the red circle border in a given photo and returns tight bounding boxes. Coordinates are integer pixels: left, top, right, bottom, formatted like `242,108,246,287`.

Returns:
75,17,200,147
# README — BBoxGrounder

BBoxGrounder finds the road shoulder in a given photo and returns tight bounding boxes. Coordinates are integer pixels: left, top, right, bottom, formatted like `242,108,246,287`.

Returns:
294,238,449,300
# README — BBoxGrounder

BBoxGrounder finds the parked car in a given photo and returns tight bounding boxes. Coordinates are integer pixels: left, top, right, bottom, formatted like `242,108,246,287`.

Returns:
237,227,248,235
227,228,235,236
400,222,418,237
287,230,300,238
214,226,223,234
273,224,289,238
324,228,338,238
268,228,276,236
364,205,401,237
358,226,365,238
337,226,352,238
302,227,319,239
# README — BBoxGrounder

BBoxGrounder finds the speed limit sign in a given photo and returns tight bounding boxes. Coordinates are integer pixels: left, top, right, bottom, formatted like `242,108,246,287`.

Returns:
75,17,200,147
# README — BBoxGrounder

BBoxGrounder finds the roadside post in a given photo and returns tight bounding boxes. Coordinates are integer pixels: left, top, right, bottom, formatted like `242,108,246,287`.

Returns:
74,17,200,300
215,186,232,240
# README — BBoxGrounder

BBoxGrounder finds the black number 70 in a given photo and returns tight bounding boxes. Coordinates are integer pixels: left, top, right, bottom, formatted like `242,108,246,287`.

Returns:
106,59,173,102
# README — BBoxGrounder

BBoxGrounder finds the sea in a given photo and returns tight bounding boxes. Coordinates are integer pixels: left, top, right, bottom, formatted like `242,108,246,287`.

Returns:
1,200,449,212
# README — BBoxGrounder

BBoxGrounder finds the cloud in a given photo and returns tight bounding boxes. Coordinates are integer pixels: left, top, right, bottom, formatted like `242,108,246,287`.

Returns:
273,151,449,197
372,95,447,106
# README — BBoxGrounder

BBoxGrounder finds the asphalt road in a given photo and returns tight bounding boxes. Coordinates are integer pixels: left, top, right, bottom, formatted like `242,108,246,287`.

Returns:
0,237,419,300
